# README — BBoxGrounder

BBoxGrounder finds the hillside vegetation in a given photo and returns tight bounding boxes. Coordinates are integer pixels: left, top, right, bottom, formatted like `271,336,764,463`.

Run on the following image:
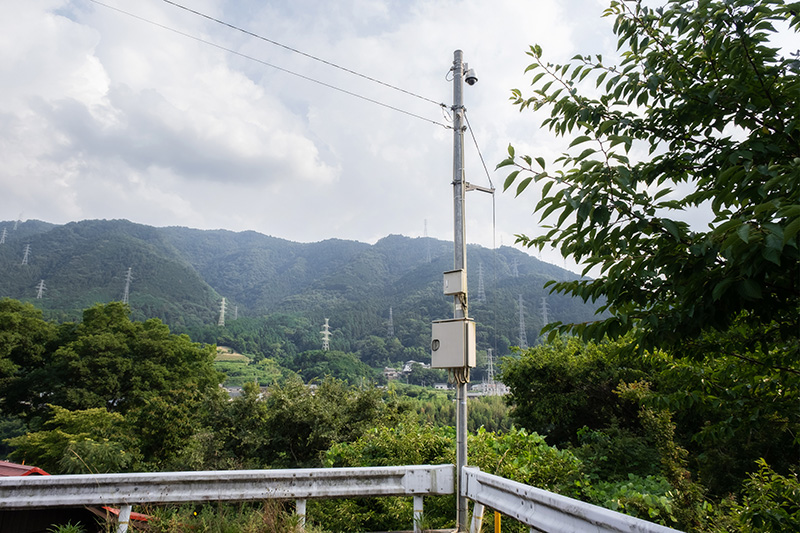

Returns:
0,218,598,364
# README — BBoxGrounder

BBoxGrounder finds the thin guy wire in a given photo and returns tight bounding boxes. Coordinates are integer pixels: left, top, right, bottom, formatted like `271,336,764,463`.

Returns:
464,111,495,190
161,0,447,109
462,111,499,361
87,0,451,129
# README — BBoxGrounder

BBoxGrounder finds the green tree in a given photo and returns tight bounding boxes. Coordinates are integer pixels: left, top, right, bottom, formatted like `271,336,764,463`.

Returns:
718,459,800,532
263,376,396,467
500,337,655,445
42,302,221,415
291,349,376,384
0,299,57,415
499,0,800,361
6,405,138,474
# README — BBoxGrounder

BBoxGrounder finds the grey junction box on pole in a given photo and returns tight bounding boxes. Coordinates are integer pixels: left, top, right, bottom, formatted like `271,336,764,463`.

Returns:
431,318,476,368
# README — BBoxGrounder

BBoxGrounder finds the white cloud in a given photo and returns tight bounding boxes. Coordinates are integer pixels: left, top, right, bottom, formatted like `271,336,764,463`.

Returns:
1,0,621,271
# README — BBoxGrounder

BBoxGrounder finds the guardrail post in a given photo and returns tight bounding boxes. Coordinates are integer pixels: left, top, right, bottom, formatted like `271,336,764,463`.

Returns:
469,502,484,533
295,498,306,530
413,495,424,533
116,504,132,533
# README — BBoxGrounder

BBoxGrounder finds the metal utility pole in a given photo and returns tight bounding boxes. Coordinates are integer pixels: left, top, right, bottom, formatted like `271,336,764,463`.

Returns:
451,49,469,533
431,50,483,532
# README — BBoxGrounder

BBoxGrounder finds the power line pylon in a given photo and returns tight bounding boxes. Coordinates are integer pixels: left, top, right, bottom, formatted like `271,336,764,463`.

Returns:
122,267,133,304
21,244,30,266
218,297,227,327
36,280,46,299
387,307,395,338
486,347,496,395
0,228,6,244
321,318,332,351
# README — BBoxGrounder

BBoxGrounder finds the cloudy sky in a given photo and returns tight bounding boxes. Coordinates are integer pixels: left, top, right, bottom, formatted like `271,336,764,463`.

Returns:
2,0,619,269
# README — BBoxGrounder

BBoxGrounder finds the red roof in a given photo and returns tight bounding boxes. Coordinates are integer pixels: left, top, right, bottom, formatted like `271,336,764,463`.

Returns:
0,461,49,476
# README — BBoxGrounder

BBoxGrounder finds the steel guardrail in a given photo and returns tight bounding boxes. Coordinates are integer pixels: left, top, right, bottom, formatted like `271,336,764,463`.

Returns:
0,464,455,509
463,467,683,533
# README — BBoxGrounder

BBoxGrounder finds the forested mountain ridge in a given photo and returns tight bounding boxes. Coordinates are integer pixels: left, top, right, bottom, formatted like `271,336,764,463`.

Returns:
0,218,598,357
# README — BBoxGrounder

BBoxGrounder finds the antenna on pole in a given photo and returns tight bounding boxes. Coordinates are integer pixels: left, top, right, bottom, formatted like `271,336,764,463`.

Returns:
122,267,133,304
320,318,332,351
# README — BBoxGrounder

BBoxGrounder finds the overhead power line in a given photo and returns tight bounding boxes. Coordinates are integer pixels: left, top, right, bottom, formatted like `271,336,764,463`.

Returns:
161,0,447,109
87,0,451,129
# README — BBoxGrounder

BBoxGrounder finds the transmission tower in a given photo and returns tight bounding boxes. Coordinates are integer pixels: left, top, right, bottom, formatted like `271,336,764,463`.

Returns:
387,307,395,337
320,318,332,351
486,348,496,395
0,227,6,244
21,244,30,266
540,296,550,327
36,280,46,299
218,297,227,327
122,267,133,304
518,294,528,349
475,262,486,303
234,305,238,321
511,258,519,278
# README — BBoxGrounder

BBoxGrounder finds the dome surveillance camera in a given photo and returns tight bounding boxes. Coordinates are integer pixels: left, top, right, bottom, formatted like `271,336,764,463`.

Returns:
464,68,478,86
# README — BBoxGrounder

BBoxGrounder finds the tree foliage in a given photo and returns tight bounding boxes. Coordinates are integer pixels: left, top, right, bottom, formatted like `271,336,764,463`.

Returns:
6,405,136,474
501,336,656,445
499,0,800,360
0,300,221,422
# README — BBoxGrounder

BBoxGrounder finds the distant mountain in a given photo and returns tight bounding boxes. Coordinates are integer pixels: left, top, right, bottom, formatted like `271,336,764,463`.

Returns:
0,219,599,356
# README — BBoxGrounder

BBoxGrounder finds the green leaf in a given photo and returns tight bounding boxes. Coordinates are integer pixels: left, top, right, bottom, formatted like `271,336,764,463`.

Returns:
737,279,762,300
569,135,592,148
516,177,534,197
783,216,800,243
541,180,555,198
736,223,751,244
503,170,520,192
661,219,681,240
